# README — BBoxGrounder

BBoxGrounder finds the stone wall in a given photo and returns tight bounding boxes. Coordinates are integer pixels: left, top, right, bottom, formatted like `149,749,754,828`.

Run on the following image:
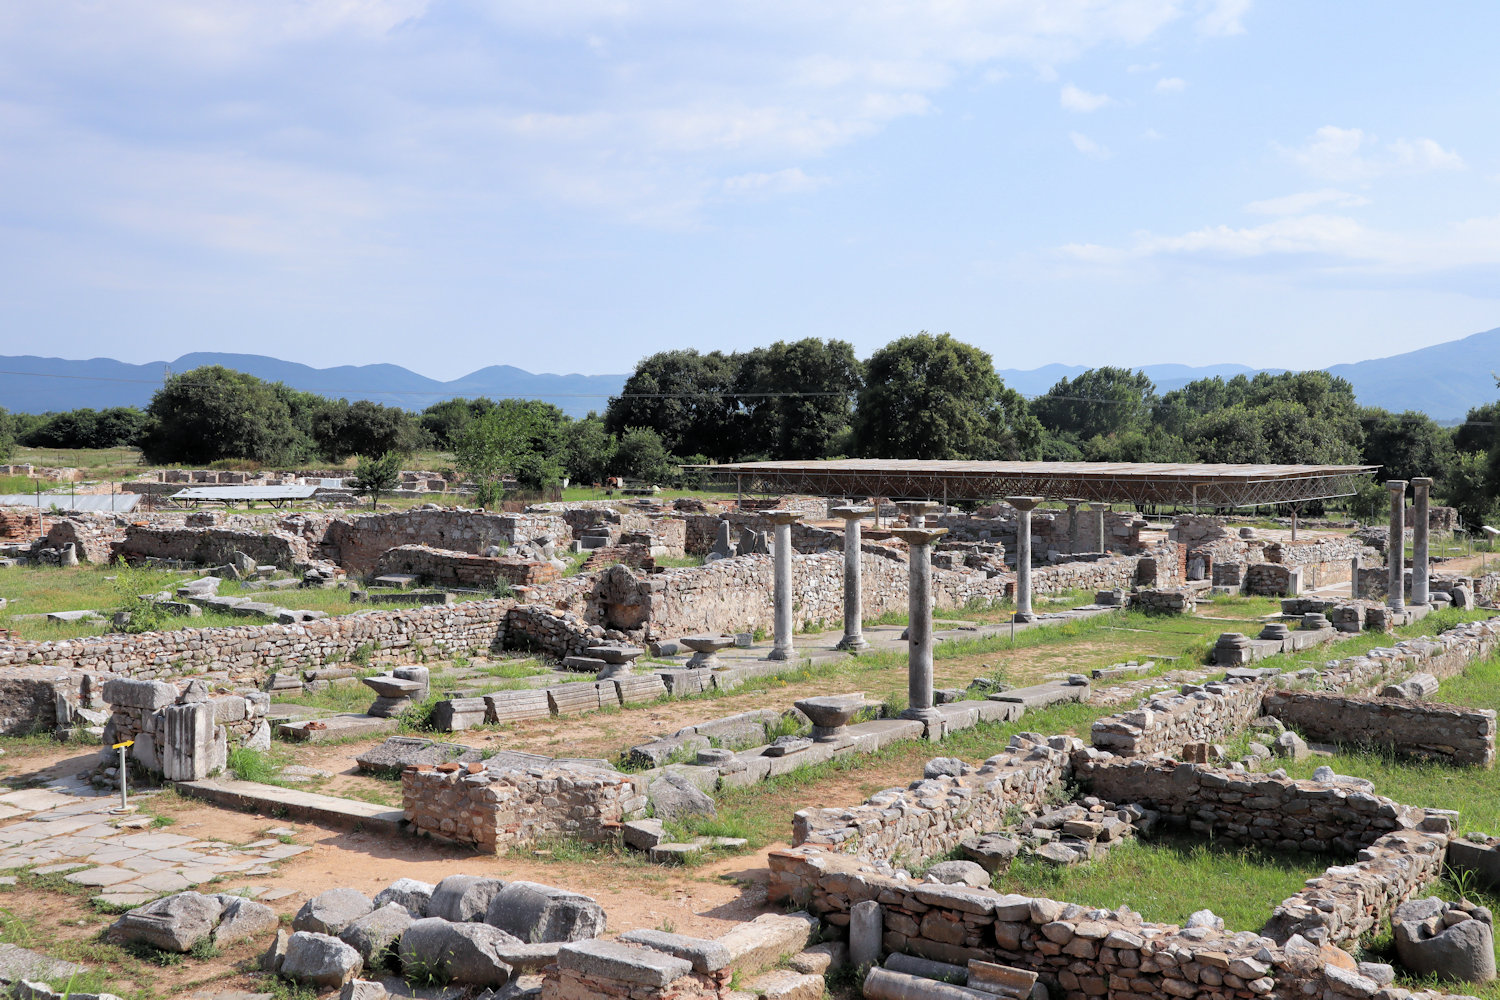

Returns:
324,509,571,575
0,666,95,735
1091,679,1270,757
1261,690,1496,766
1244,562,1300,596
1080,758,1428,855
42,517,117,564
0,599,515,686
100,677,271,780
792,733,1076,861
770,846,1286,1000
372,544,560,589
401,762,647,851
1263,537,1366,588
114,525,310,570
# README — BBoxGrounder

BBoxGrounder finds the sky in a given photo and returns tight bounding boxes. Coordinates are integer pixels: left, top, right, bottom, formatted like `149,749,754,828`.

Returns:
2,1,1499,380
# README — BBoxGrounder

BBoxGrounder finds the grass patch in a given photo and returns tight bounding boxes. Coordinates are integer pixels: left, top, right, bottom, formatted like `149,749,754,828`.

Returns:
996,834,1332,932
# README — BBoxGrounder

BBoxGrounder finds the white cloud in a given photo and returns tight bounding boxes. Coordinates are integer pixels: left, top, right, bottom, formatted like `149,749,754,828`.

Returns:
1245,189,1370,216
1058,207,1500,279
0,0,1217,242
1142,128,1164,140
1154,77,1185,93
1278,126,1465,181
1060,84,1115,112
721,168,826,197
1069,132,1111,159
1196,0,1251,36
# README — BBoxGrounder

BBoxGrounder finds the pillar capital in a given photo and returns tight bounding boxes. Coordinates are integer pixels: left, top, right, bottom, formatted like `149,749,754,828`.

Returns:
1064,498,1084,507
1087,501,1110,511
1385,480,1407,492
1410,477,1433,489
887,527,949,547
829,505,874,520
895,500,939,515
1006,496,1043,512
763,509,804,525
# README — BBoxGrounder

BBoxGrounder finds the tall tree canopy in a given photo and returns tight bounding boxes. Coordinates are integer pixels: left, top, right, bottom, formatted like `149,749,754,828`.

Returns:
850,332,1038,460
1032,366,1158,442
138,366,315,465
603,349,739,460
734,338,863,459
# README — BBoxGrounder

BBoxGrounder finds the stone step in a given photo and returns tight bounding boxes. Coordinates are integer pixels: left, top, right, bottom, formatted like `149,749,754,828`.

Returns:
177,778,405,835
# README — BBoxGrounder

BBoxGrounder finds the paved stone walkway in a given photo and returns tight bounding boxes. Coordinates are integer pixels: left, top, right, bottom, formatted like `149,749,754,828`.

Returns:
0,775,310,910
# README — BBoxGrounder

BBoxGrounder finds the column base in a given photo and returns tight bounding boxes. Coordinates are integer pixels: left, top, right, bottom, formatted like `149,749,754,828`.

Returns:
1013,611,1038,624
767,646,794,661
835,634,869,651
900,706,945,740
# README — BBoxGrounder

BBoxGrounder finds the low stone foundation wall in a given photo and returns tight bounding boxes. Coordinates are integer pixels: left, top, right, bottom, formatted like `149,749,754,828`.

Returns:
791,734,1076,862
401,762,647,851
769,847,1285,1000
503,605,606,660
101,677,271,780
325,509,571,575
1079,758,1425,855
0,600,515,685
0,666,95,735
114,525,309,569
44,517,116,564
1261,690,1496,766
1263,827,1449,946
1091,679,1270,757
372,544,559,589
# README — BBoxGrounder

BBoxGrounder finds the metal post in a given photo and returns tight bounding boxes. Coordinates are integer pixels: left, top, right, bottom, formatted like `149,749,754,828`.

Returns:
111,739,133,813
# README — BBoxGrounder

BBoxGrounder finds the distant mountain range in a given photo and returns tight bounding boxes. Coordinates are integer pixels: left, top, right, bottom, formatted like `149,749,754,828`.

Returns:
2,327,1497,421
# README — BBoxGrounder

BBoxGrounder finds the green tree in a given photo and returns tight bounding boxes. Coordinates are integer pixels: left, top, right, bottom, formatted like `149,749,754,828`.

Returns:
1441,451,1497,529
734,339,864,459
1156,375,1251,437
852,332,1036,460
1032,367,1158,442
313,399,423,463
137,366,315,465
0,407,14,461
564,414,617,485
604,350,740,460
1184,406,1268,464
421,398,495,450
453,400,567,506
1358,407,1456,485
613,426,676,484
351,451,403,509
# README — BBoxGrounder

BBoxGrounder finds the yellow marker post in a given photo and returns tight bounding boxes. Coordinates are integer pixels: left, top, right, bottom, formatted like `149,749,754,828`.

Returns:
110,740,135,813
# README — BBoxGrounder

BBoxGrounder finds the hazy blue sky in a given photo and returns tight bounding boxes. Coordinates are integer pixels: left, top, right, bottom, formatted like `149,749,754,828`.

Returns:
2,1,1498,379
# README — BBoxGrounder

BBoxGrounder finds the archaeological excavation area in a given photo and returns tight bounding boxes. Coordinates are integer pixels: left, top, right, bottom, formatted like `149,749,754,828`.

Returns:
1,460,1500,1000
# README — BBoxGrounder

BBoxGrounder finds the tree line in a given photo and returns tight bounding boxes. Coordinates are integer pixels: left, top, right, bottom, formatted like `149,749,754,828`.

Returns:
0,334,1496,525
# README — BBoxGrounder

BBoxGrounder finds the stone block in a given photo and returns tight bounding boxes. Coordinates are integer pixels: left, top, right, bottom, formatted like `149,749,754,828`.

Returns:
102,679,177,711
555,939,692,987
617,928,732,973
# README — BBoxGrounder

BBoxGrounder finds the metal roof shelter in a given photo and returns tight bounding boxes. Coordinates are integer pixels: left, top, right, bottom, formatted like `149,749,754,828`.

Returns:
169,485,319,508
0,493,141,513
693,460,1377,508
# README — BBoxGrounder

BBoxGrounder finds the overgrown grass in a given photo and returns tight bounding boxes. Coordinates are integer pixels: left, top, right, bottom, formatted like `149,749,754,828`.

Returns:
995,834,1333,932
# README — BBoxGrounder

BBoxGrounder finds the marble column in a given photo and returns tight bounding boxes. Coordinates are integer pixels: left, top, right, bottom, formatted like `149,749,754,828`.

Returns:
1007,496,1042,622
1386,480,1406,612
890,526,948,732
896,500,939,528
1411,476,1432,606
830,505,874,651
765,510,803,660
1065,499,1083,554
1089,502,1110,553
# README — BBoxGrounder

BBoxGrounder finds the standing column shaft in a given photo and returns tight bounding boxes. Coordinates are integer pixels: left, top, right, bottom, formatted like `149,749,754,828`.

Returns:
1411,477,1432,606
890,527,948,733
1065,501,1081,554
1008,497,1041,622
1387,481,1406,611
831,506,873,651
1089,503,1109,553
766,511,802,660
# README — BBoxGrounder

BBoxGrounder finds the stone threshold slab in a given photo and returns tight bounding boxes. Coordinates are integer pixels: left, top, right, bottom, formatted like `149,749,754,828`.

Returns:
276,713,399,743
176,778,405,835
